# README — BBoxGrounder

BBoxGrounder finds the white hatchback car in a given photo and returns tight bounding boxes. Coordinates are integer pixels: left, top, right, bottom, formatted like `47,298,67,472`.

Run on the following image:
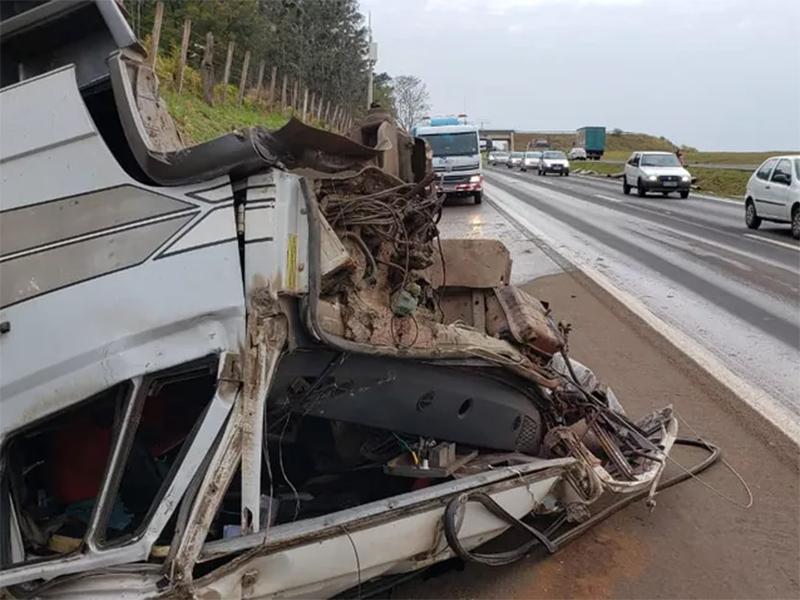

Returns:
623,151,691,198
568,147,587,160
744,155,800,239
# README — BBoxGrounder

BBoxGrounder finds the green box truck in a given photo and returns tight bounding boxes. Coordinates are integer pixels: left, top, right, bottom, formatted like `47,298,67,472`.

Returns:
576,126,606,160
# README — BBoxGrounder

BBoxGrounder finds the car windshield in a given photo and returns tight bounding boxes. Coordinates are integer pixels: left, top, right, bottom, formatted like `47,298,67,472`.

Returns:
495,152,509,158
543,151,566,160
641,154,680,167
525,152,541,158
512,152,524,158
420,132,479,157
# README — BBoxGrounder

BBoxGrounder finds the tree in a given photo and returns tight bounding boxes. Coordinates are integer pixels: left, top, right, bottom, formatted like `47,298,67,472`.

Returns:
372,71,394,113
392,75,430,131
129,0,370,115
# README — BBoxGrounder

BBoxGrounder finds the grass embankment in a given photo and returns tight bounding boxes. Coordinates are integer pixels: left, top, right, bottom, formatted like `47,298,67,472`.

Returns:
515,132,794,169
602,150,792,166
513,132,676,153
571,161,750,199
153,50,303,145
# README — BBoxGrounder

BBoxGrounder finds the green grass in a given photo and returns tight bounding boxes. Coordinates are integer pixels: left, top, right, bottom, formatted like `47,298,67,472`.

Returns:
571,161,750,199
154,51,311,146
602,150,793,166
161,89,292,145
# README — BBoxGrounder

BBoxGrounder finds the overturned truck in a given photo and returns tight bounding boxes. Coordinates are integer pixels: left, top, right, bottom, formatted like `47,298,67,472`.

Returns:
0,2,719,598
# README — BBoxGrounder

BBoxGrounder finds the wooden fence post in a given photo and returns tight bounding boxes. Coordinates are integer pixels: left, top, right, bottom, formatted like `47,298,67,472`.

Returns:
201,32,215,105
254,60,265,103
269,66,277,105
237,51,251,106
176,18,192,94
148,0,164,66
281,74,288,107
222,40,235,103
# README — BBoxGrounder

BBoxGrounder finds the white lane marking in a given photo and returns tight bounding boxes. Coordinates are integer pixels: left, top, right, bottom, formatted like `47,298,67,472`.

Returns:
483,182,800,446
744,233,800,251
573,174,744,205
594,193,623,203
694,195,743,206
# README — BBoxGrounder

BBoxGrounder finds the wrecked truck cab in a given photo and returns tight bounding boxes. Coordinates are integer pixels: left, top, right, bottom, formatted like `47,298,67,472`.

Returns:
0,2,715,598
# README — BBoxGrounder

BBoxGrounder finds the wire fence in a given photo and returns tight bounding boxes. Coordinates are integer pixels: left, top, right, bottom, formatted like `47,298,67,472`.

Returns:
147,2,353,133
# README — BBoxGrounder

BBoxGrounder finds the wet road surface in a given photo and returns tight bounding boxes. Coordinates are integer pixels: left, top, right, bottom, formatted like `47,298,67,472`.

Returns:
483,167,800,423
394,198,799,600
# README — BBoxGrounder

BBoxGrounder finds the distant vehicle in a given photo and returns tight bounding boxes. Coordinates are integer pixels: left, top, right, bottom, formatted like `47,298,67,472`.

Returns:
488,151,510,166
530,139,551,151
623,151,691,198
414,115,483,204
507,152,524,168
568,148,587,160
744,155,800,239
538,151,570,176
575,126,606,160
521,151,542,172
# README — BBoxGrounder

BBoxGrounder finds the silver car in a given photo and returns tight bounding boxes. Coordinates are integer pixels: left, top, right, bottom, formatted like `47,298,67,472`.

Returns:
507,151,524,169
521,151,542,172
488,151,510,166
538,150,570,176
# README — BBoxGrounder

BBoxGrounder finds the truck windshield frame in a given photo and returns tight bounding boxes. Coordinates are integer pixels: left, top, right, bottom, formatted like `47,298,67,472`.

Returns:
420,132,479,157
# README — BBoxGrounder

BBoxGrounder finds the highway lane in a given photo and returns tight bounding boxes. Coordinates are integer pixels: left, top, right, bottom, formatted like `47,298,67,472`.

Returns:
483,166,800,421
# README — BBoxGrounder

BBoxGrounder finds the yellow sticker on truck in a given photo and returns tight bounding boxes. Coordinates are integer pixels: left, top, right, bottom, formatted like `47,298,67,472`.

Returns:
286,233,297,291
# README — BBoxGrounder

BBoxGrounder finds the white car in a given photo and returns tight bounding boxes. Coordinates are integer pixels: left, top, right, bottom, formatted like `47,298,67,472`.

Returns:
521,150,542,172
488,151,509,166
507,151,524,168
623,151,691,198
744,155,800,239
568,148,587,160
538,151,570,176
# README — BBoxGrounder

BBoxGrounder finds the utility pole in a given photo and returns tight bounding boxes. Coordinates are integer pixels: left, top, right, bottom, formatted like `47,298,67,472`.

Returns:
367,12,377,108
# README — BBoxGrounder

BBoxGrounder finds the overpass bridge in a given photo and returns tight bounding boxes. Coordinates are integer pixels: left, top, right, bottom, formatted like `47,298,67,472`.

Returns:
479,129,577,151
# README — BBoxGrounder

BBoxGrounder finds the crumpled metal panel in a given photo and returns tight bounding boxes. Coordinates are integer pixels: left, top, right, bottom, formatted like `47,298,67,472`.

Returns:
490,285,566,357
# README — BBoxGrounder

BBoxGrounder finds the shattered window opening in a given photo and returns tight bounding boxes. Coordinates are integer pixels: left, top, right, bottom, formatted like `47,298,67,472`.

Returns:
0,383,129,567
0,359,218,567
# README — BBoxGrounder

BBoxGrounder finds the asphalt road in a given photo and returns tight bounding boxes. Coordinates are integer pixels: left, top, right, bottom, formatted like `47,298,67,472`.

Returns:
394,198,799,600
482,167,800,426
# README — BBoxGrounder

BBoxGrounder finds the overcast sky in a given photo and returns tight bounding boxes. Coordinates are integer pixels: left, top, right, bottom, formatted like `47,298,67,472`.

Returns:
361,0,800,151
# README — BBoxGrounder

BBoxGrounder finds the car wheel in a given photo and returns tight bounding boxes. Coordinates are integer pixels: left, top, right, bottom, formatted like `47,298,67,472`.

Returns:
564,170,570,177
474,191,483,205
662,192,669,197
679,190,689,199
637,178,646,197
745,199,761,230
622,178,631,195
792,205,800,240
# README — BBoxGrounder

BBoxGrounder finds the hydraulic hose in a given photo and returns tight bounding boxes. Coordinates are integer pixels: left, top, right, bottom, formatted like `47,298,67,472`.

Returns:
442,437,720,566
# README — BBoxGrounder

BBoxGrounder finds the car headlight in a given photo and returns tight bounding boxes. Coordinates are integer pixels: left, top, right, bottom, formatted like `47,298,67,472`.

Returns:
469,175,482,183
648,175,658,181
681,176,690,182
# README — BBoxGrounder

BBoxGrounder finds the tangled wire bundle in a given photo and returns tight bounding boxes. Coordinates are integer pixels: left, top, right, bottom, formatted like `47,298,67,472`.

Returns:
320,178,444,291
